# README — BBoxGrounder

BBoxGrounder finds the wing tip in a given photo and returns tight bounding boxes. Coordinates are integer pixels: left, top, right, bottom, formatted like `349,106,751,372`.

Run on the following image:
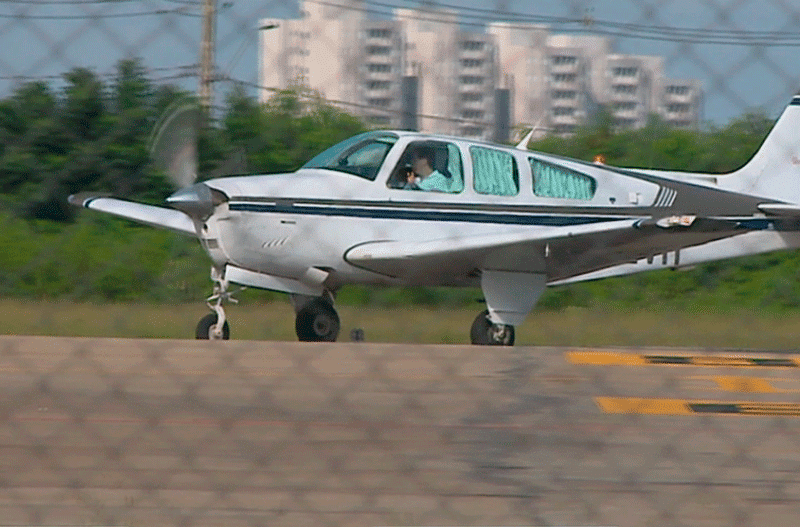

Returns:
68,192,111,208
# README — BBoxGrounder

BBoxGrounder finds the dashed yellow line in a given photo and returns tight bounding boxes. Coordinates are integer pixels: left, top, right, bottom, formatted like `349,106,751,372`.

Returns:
568,351,800,368
596,397,800,417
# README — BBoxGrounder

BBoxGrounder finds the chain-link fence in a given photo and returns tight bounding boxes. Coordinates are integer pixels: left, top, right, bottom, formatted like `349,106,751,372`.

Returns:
4,336,800,526
3,0,800,525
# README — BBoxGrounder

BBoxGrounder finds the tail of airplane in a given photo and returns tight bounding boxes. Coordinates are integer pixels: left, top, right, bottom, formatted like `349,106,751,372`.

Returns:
718,95,800,203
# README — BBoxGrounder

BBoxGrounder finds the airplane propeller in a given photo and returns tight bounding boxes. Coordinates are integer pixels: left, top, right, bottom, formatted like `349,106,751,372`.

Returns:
148,99,221,221
148,99,201,190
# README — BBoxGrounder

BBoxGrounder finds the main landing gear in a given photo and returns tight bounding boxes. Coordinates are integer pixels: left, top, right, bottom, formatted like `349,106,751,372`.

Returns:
470,309,515,346
292,294,340,342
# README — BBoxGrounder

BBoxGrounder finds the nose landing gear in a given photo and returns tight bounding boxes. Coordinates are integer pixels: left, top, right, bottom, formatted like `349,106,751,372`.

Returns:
195,267,241,340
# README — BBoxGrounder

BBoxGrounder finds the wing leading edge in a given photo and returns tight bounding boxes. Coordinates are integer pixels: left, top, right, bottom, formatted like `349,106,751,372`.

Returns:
69,193,197,236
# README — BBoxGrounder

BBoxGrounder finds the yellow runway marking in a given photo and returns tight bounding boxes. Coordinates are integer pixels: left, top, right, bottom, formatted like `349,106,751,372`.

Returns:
597,397,800,417
568,351,800,368
696,375,800,393
596,397,692,415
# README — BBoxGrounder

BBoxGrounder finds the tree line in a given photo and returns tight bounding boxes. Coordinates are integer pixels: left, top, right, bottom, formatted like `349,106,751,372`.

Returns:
0,57,775,219
0,58,364,221
2,59,796,310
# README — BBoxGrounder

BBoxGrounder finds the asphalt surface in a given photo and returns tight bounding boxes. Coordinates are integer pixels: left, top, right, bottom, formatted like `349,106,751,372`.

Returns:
2,336,800,526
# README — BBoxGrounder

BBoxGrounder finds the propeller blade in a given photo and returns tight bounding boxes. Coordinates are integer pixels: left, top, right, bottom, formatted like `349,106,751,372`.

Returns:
149,99,200,189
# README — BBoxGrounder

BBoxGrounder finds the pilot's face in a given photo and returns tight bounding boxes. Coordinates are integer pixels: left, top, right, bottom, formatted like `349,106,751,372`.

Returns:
412,155,427,174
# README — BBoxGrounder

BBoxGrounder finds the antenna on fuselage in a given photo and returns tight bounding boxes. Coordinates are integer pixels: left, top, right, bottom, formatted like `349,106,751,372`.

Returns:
515,128,535,150
514,118,544,150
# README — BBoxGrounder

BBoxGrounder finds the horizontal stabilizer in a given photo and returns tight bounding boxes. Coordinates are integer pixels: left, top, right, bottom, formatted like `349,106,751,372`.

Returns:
69,193,197,236
757,203,800,217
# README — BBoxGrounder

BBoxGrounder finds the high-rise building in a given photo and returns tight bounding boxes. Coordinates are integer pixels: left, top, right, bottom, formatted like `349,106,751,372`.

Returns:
258,0,364,107
396,8,500,140
361,20,404,128
258,1,702,139
487,22,549,136
661,80,704,128
604,54,664,128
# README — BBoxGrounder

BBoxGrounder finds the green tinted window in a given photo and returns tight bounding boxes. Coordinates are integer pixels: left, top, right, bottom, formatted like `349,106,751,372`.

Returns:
471,147,518,196
530,158,596,200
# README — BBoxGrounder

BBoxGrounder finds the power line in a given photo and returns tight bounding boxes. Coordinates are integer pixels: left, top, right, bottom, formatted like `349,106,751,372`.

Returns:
0,0,142,4
224,76,498,129
376,0,800,38
0,8,199,18
0,64,198,82
304,0,800,46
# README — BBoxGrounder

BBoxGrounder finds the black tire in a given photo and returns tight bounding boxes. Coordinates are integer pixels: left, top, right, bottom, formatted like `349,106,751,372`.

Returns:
295,300,340,342
470,309,515,346
195,313,230,340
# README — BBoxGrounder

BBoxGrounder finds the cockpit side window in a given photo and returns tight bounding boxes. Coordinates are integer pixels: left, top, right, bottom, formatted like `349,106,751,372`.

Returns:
530,158,596,200
387,140,464,193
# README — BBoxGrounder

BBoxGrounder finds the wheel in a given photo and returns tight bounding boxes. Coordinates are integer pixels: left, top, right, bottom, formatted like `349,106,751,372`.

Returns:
470,309,515,346
295,300,340,342
195,313,230,340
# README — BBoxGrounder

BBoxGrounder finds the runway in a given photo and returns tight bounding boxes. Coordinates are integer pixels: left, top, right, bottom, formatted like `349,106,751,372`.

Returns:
1,336,800,526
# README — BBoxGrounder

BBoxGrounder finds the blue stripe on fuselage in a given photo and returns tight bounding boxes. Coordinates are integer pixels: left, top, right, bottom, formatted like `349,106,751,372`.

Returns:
228,202,619,226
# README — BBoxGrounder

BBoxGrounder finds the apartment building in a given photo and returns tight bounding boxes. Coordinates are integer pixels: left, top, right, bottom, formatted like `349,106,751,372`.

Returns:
604,54,664,128
258,0,364,107
455,32,498,139
661,80,704,128
361,20,404,128
258,1,702,139
396,7,460,136
487,22,549,136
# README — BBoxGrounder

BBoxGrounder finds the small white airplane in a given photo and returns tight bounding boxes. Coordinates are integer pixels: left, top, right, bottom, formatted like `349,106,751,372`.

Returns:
71,95,800,345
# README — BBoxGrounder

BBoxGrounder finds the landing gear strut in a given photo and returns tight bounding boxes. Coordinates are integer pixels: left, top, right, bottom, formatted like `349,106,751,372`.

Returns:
292,294,340,342
470,309,515,346
195,267,240,340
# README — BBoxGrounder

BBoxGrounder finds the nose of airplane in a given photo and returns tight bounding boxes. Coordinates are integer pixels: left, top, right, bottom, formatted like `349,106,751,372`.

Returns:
166,182,215,220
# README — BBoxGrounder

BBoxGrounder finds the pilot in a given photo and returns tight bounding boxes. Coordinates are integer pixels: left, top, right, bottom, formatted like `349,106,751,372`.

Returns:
406,146,451,192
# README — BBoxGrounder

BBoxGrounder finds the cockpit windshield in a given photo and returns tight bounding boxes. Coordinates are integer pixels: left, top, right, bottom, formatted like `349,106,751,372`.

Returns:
302,132,398,181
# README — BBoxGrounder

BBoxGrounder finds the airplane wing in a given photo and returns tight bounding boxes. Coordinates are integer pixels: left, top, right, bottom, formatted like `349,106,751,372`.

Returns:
345,216,748,285
69,193,197,236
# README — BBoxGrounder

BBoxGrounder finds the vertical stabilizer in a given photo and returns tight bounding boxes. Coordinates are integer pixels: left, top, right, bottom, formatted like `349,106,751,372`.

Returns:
720,96,800,203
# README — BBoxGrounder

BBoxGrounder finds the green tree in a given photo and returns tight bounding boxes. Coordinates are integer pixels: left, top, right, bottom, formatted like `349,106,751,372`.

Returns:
222,86,365,174
62,67,105,141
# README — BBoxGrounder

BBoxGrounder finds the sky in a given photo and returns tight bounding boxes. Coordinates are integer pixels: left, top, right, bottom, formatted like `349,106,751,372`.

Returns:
0,0,798,124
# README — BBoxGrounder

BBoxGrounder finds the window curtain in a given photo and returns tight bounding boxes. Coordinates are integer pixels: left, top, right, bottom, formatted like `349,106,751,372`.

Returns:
472,147,517,196
532,160,595,200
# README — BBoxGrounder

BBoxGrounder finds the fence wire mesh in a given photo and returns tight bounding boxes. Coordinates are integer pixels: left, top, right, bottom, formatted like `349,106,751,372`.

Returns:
4,337,800,526
2,0,800,525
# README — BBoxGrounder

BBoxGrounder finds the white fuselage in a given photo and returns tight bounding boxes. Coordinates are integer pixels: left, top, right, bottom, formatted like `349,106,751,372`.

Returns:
197,131,799,295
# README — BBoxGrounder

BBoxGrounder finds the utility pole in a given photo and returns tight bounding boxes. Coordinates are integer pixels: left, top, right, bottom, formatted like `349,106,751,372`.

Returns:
199,0,216,115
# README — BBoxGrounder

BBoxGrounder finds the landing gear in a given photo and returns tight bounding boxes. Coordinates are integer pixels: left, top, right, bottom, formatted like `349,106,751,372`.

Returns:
295,298,340,342
470,309,515,346
196,313,230,340
196,267,239,340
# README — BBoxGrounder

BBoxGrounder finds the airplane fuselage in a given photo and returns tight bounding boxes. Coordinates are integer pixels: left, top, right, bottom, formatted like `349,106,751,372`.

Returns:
197,131,793,295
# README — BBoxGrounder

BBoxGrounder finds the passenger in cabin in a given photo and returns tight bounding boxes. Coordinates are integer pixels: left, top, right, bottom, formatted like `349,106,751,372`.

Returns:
405,146,451,192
